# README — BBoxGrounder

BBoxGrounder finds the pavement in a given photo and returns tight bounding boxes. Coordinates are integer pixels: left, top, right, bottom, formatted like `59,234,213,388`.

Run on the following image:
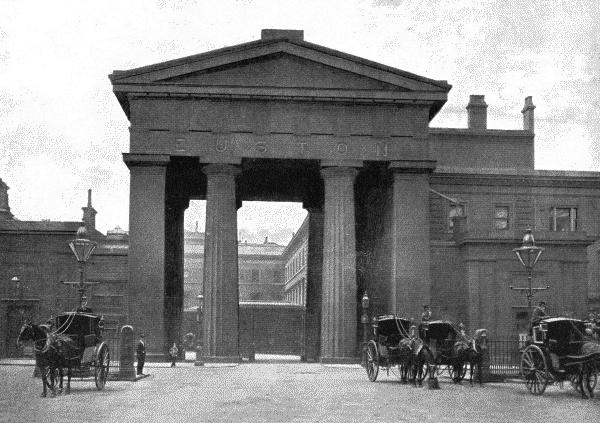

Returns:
2,357,599,423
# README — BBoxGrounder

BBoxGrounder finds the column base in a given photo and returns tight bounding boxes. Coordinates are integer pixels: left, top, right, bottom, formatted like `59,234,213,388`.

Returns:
320,356,360,365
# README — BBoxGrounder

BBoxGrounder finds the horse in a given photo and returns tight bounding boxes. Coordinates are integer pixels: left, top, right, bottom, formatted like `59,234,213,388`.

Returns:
17,321,79,397
410,338,438,388
451,328,487,386
17,322,61,397
397,337,414,384
575,340,600,399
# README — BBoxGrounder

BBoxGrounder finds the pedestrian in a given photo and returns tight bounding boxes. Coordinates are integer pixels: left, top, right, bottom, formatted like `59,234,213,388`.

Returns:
136,334,146,375
458,322,468,341
169,342,179,367
419,304,432,340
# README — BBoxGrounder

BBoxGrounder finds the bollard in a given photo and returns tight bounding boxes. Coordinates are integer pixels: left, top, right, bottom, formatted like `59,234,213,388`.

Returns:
119,325,136,381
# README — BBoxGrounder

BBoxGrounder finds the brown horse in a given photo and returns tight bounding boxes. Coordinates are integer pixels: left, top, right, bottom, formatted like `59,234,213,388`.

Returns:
17,322,79,396
17,322,60,397
410,338,438,388
452,329,487,386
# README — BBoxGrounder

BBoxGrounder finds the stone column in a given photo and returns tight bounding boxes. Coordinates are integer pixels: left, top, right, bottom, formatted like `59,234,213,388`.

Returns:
320,166,359,363
304,208,323,362
124,154,169,357
200,164,240,363
164,196,188,356
389,161,435,321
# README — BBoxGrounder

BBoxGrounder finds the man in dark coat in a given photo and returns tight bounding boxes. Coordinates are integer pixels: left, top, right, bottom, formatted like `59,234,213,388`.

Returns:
531,301,548,326
76,296,93,313
136,334,146,375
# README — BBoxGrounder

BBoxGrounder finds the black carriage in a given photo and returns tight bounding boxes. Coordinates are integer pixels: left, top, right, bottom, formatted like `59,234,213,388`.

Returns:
520,317,600,396
365,315,412,382
53,312,111,390
421,320,468,381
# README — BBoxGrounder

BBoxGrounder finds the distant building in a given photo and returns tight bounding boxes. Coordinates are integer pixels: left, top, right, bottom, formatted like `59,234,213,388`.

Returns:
183,230,286,309
282,217,308,305
0,187,127,357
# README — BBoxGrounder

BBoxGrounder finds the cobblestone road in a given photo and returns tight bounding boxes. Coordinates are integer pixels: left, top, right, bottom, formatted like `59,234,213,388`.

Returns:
1,362,598,423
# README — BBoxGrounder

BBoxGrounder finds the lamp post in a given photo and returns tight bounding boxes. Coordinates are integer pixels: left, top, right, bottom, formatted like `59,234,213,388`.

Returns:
360,291,370,367
510,229,549,315
63,225,97,309
195,294,204,366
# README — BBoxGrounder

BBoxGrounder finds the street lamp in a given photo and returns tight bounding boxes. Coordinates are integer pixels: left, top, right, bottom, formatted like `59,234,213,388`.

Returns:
510,229,549,313
63,225,97,309
10,276,22,297
360,291,370,366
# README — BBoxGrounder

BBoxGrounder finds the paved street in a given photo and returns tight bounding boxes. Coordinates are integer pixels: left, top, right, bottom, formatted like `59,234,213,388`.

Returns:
1,361,598,423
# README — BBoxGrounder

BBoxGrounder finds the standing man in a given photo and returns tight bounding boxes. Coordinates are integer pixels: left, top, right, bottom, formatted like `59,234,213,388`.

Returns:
531,301,548,326
419,305,432,340
169,342,179,367
136,334,146,375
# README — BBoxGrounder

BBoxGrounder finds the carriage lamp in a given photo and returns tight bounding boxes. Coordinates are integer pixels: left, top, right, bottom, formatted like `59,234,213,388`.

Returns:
66,225,98,307
510,229,549,312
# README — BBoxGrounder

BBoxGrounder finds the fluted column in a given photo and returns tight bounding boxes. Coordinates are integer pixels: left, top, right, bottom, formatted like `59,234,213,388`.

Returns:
320,166,359,363
200,164,240,363
389,161,435,321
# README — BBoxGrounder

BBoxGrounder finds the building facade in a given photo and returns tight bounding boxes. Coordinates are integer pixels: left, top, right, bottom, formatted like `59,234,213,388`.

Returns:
282,217,308,305
2,29,600,361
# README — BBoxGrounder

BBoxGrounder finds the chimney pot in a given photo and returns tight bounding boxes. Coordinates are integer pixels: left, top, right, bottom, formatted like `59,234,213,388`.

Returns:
521,96,535,132
466,95,488,130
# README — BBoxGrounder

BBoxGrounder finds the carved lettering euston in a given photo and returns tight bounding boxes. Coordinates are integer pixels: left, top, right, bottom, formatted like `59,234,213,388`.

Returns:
376,142,388,157
145,131,427,162
255,142,267,153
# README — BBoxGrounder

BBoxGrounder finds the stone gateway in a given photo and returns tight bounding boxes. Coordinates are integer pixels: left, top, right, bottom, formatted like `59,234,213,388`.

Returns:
110,29,600,362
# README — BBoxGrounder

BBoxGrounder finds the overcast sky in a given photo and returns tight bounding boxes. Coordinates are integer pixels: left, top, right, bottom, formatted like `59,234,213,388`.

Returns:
1,0,598,245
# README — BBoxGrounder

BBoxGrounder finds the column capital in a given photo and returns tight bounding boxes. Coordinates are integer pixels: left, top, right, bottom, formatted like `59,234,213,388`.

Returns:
123,153,170,168
388,160,436,174
320,166,359,181
202,163,241,177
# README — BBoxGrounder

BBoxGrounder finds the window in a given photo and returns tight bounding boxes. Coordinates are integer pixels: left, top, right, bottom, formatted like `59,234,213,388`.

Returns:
550,207,577,232
448,204,464,230
494,206,510,230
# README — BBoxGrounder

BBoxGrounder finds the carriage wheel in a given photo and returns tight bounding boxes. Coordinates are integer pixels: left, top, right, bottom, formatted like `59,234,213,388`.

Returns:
94,344,110,390
520,345,548,395
365,341,379,382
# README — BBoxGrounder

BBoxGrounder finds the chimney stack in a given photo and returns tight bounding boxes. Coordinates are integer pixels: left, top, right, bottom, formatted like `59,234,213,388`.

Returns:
467,95,488,130
82,189,97,230
0,178,13,220
522,96,535,132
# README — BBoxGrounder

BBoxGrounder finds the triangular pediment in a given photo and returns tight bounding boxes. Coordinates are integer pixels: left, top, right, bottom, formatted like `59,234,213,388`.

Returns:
159,53,408,91
111,36,451,118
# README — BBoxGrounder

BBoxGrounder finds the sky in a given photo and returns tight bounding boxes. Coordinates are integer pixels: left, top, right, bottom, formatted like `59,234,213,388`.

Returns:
1,0,598,245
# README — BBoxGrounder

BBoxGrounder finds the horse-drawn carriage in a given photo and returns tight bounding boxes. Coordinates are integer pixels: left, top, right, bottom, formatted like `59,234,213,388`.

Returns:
17,311,110,396
420,320,487,385
421,320,467,382
365,315,413,382
54,312,111,389
520,317,600,398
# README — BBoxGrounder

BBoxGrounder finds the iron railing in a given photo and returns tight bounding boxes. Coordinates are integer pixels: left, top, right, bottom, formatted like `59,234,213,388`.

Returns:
487,338,522,377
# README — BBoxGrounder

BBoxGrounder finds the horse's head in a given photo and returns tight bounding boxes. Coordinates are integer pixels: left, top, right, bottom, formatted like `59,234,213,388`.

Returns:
16,321,33,348
473,329,488,351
